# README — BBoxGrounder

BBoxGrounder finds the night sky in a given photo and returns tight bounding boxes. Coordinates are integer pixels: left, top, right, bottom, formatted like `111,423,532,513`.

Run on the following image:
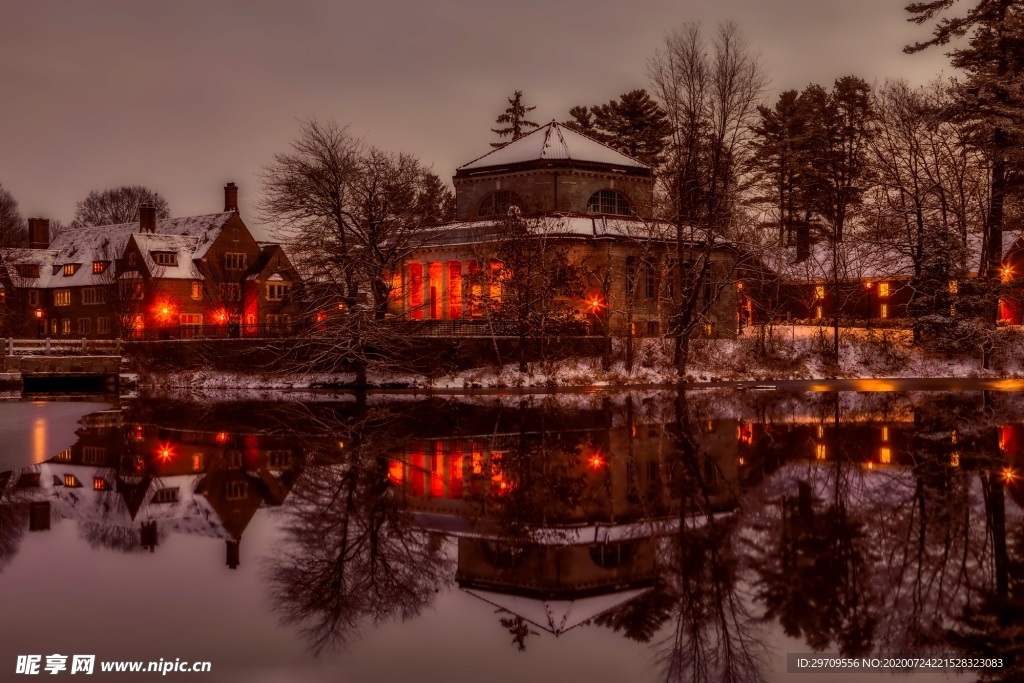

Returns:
2,0,952,237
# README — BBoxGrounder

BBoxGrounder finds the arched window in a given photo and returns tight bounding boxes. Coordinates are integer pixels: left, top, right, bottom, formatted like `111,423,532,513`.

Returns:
478,190,523,218
587,189,631,216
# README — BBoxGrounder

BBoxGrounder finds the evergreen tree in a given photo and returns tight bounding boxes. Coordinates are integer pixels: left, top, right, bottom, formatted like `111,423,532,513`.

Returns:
562,105,599,136
490,90,539,148
906,0,1024,277
561,90,671,166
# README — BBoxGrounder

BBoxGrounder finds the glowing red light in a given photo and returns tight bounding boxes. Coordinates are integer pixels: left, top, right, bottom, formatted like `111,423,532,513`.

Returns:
589,296,603,312
1003,467,1017,482
34,309,43,319
589,454,606,470
156,444,174,463
215,432,229,444
214,309,228,324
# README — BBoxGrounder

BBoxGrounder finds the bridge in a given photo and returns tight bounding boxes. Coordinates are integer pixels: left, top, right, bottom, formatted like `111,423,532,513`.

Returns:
3,338,123,393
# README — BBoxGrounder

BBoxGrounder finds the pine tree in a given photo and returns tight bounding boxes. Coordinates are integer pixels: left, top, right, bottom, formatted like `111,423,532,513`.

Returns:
590,89,672,166
490,90,539,148
562,105,599,136
906,0,1024,277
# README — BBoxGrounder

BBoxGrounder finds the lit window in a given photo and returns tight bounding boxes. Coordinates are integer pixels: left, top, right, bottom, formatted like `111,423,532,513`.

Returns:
880,447,891,464
63,474,81,488
948,280,958,294
815,305,823,319
224,253,247,270
82,287,105,305
92,261,107,274
880,304,888,319
478,191,522,218
814,285,825,300
586,189,631,216
152,251,177,266
63,264,79,276
815,443,826,460
882,426,889,442
54,289,71,306
191,282,202,300
950,452,960,467
53,449,71,462
126,281,144,300
266,283,290,301
93,477,109,491
878,282,890,297
192,454,204,471
179,314,203,327
61,319,71,335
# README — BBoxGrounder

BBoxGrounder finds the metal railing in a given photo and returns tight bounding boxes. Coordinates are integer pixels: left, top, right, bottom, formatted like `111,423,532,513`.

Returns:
5,338,122,356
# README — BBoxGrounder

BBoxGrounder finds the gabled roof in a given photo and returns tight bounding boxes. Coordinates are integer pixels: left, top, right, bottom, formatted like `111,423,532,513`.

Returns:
463,586,651,635
458,122,649,172
419,214,677,248
129,233,202,280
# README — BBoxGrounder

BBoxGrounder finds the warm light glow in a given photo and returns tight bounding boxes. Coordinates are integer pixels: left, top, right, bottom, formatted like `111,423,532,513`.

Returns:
157,444,174,463
815,285,825,299
951,452,960,467
736,282,743,290
589,296,603,312
880,447,891,464
878,282,890,297
152,297,178,323
337,441,345,449
738,456,745,465
1002,266,1012,282
815,443,826,460
215,432,229,444
388,459,404,484
880,304,888,319
882,426,889,442
34,309,43,319
589,454,606,470
817,425,824,439
1003,467,1017,482
214,308,228,324
865,281,873,290
866,461,875,470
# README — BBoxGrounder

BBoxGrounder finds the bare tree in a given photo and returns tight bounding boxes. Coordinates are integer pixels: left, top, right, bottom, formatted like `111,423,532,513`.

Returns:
648,22,767,372
73,186,170,227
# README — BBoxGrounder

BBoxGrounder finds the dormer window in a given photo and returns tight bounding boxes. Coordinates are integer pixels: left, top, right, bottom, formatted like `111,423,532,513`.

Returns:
16,264,40,278
92,261,108,274
63,264,79,276
152,251,177,267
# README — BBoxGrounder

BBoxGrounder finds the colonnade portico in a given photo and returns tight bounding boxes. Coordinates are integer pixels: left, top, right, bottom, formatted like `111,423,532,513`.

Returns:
402,259,494,320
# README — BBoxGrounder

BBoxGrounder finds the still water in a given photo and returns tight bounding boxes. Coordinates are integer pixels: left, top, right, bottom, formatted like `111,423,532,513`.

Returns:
0,387,1021,682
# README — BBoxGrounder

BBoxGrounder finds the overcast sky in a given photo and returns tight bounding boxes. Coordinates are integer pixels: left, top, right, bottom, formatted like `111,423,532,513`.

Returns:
1,0,954,238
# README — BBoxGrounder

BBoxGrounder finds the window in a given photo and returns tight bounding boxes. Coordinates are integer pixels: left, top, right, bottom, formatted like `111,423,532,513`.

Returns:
127,252,137,267
97,317,111,334
226,451,243,468
586,189,630,216
878,282,890,297
92,261,107,274
478,191,522,218
82,287,105,305
949,280,959,294
77,318,90,335
191,282,202,300
93,477,109,491
152,251,177,266
64,474,81,488
153,488,178,504
815,443,826,460
625,257,636,298
17,264,40,278
28,290,39,306
647,320,659,336
54,289,71,306
226,480,248,500
232,226,240,242
814,285,825,300
61,319,71,335
815,305,823,319
83,447,106,465
63,264,79,276
192,454,204,471
224,253,247,270
880,447,892,464
880,304,888,319
179,314,202,327
266,283,290,300
645,264,657,299
128,281,144,300
221,283,241,302
53,449,72,462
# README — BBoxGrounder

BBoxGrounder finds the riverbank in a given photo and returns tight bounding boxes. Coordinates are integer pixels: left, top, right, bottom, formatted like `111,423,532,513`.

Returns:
131,326,1024,391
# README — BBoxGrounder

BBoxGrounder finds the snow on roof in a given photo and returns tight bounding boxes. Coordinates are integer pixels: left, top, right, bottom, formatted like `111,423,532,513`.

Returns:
0,248,59,287
421,214,676,247
132,233,202,280
458,122,650,172
463,586,651,635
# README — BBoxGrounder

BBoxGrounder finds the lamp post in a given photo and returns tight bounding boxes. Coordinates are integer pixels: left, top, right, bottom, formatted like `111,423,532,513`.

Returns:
865,281,873,330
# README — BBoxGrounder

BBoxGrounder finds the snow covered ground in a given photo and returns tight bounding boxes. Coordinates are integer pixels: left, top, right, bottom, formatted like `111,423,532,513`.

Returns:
134,325,1024,392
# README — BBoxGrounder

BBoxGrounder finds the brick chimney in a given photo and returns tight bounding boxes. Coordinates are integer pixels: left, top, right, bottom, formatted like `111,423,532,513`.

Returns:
224,182,238,212
27,218,50,249
139,203,156,233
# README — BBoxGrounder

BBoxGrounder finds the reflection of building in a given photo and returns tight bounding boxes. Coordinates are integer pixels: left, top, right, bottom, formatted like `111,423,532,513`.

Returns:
0,408,303,569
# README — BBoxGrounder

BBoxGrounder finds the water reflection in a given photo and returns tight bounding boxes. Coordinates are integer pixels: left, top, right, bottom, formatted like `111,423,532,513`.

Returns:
0,390,1021,681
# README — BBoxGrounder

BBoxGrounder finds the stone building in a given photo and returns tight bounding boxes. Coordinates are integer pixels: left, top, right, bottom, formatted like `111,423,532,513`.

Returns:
390,122,743,338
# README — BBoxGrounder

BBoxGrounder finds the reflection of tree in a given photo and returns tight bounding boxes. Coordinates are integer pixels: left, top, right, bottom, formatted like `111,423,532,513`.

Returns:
499,615,538,652
651,390,766,683
0,499,25,573
267,439,452,654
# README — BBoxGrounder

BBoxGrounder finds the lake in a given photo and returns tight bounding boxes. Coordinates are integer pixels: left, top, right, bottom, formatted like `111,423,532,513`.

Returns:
0,384,1019,682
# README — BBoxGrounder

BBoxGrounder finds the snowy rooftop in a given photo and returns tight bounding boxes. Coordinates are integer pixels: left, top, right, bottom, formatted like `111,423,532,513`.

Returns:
463,586,651,635
458,122,649,172
131,233,202,280
420,214,678,247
